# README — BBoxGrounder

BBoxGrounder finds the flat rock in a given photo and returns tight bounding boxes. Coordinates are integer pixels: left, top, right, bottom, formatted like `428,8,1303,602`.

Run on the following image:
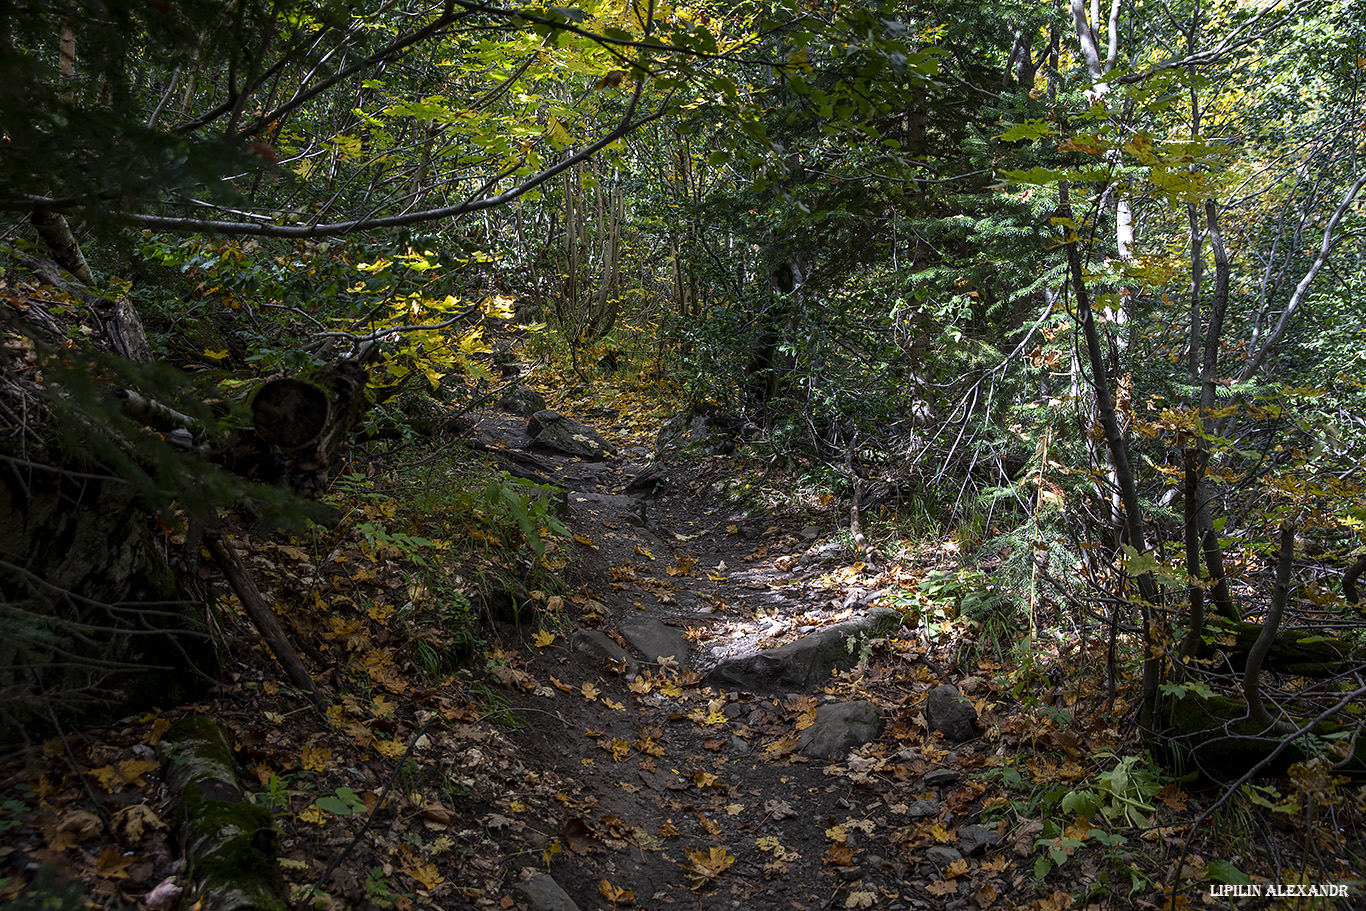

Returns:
907,798,941,819
798,700,884,759
618,618,690,665
567,492,646,527
515,873,581,911
527,410,614,459
569,630,638,678
923,768,960,787
703,607,902,693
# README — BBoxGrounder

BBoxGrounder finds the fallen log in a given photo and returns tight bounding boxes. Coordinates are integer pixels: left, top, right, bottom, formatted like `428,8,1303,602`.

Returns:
1195,616,1362,677
163,715,286,911
1161,691,1365,782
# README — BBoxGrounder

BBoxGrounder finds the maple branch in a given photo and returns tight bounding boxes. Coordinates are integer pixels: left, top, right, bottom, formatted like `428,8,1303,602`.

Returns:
120,85,666,238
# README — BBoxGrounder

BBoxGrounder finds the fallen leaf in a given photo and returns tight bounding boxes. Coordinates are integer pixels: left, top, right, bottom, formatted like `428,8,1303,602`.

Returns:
113,804,165,844
581,682,601,701
96,847,135,880
684,845,734,890
599,880,635,905
534,629,556,648
403,862,443,891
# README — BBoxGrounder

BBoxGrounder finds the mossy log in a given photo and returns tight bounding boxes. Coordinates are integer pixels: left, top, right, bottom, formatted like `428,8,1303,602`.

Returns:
163,716,285,911
1195,616,1361,676
1161,693,1366,782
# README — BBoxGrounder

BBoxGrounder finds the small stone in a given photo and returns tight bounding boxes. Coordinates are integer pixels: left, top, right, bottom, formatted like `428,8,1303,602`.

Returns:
866,854,885,869
923,768,960,787
907,798,941,819
958,824,997,857
925,846,963,866
516,873,582,911
799,525,821,542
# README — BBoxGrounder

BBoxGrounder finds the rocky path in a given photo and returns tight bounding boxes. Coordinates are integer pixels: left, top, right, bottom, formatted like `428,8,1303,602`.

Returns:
463,403,1008,911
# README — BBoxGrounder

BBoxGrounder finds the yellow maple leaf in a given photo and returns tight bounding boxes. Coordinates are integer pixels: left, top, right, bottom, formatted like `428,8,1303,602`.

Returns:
699,814,721,835
96,846,135,880
91,759,160,792
298,805,328,825
603,698,625,711
534,629,556,648
375,739,406,760
947,858,971,877
404,862,444,891
685,845,733,889
550,676,574,692
694,772,719,789
204,348,229,360
581,681,601,701
634,545,654,560
599,879,635,905
573,533,597,547
300,741,333,772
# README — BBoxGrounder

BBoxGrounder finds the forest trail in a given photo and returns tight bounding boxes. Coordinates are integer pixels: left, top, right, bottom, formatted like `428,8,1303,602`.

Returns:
444,403,1023,910
0,386,1136,911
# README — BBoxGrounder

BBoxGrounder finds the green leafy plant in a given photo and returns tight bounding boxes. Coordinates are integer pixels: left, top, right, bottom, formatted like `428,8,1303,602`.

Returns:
479,477,570,560
365,865,401,909
314,786,368,816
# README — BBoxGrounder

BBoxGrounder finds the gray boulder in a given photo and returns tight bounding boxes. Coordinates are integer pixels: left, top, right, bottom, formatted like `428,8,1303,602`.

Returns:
655,414,732,459
528,410,614,459
499,385,547,416
798,700,883,758
704,607,902,693
926,684,979,743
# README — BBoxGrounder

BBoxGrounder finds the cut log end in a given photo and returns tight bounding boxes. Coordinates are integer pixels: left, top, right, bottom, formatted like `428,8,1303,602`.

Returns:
252,379,331,448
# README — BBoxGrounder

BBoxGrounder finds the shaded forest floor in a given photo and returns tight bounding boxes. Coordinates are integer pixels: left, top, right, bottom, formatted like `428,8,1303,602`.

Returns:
1,364,1362,911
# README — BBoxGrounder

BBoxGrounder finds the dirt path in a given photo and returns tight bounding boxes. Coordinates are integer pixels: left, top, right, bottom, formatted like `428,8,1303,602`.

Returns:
464,408,1014,911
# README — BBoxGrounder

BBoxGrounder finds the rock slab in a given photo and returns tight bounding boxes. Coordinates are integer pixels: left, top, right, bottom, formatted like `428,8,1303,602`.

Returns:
527,410,614,459
570,630,639,679
619,618,690,665
704,607,902,693
798,700,884,758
